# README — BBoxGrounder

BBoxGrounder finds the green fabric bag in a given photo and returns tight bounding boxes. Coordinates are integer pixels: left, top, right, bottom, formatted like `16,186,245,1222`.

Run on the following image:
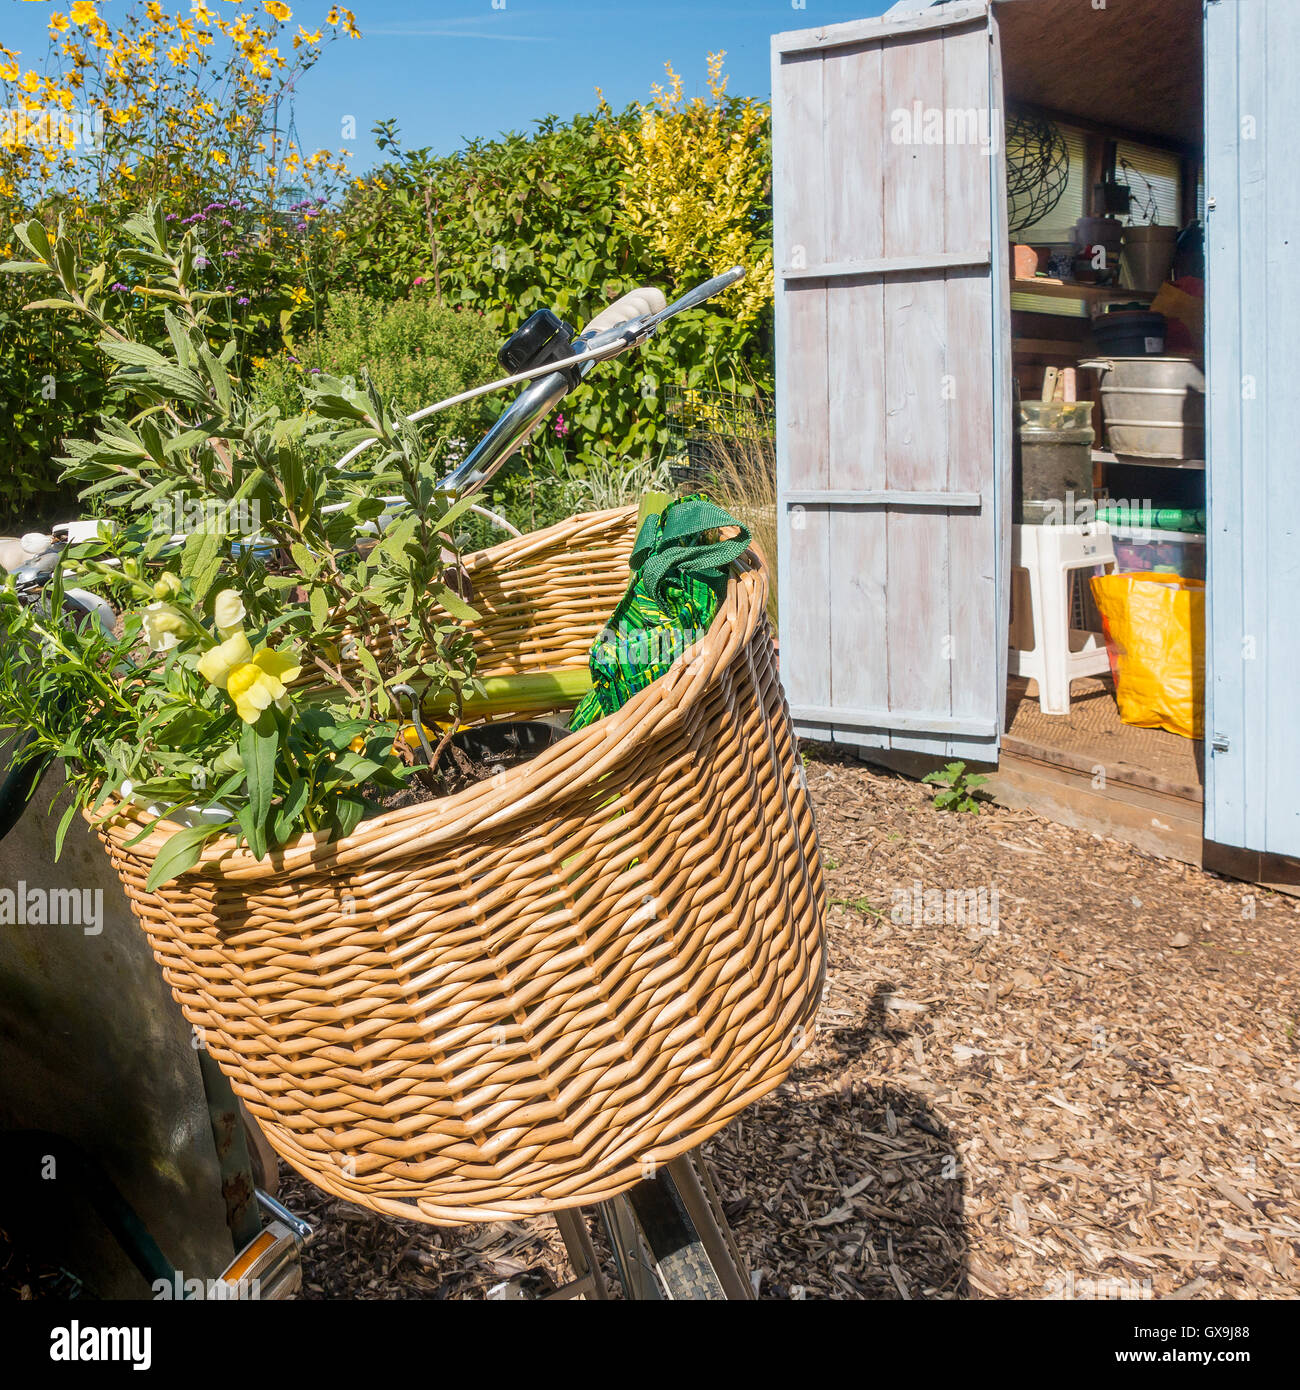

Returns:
568,495,751,730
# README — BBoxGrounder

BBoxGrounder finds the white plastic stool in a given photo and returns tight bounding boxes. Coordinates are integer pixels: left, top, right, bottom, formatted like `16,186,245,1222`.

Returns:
1008,522,1116,716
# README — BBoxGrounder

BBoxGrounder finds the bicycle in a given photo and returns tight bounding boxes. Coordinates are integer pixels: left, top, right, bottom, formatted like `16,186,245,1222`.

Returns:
2,267,770,1299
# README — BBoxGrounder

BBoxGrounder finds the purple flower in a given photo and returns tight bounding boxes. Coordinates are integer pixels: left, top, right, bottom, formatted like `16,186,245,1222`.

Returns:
286,355,299,363
413,276,426,286
309,367,322,374
221,250,237,258
111,282,129,292
236,296,250,306
220,218,233,228
165,212,178,222
295,221,308,232
554,413,569,439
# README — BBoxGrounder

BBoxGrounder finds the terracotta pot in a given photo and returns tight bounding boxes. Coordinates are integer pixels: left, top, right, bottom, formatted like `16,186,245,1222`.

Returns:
1011,243,1040,279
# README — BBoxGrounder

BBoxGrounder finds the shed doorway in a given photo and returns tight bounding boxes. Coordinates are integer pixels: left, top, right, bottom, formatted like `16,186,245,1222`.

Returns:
992,0,1208,865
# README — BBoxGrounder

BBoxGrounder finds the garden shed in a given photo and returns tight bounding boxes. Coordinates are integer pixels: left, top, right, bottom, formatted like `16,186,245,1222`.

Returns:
771,0,1300,885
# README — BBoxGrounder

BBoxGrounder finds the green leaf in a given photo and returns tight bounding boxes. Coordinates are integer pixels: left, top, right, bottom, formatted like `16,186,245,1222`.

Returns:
272,776,309,844
53,801,79,860
236,802,266,861
238,712,278,859
332,796,366,841
309,586,329,628
145,822,218,891
289,542,320,579
19,218,52,262
354,643,382,683
430,582,479,623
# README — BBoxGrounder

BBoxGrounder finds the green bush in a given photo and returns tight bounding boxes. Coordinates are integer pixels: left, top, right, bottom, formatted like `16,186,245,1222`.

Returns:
0,278,112,527
251,291,500,462
332,96,772,474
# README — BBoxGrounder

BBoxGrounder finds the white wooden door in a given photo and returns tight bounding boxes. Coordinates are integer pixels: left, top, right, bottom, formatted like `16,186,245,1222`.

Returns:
772,1,1010,761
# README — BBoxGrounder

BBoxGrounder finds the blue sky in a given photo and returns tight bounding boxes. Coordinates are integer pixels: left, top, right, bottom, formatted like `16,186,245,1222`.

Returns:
5,0,893,171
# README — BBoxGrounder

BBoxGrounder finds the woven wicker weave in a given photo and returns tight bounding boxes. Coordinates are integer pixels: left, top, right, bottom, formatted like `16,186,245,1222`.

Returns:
97,507,825,1225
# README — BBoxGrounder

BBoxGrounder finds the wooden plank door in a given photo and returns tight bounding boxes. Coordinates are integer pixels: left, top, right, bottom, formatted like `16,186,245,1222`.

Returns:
1204,0,1300,858
772,1,1010,762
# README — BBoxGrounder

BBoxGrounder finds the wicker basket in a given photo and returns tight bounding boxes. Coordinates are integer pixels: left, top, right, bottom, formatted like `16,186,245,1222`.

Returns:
97,507,825,1225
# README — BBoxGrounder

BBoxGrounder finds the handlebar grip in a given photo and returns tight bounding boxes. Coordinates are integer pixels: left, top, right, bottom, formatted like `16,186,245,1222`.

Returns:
583,286,667,338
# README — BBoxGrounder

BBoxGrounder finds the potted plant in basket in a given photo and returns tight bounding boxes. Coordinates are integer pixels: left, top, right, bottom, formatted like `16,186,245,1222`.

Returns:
0,206,825,1226
0,205,498,886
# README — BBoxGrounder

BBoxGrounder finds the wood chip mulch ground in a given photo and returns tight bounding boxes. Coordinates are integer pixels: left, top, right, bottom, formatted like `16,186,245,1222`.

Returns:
279,747,1300,1300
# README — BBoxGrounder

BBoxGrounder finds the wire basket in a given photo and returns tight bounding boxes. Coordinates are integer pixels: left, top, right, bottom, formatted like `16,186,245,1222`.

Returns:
664,386,774,490
97,507,825,1225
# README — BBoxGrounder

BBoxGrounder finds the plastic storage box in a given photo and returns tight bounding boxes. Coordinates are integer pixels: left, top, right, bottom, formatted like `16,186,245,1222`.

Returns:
1110,525,1206,581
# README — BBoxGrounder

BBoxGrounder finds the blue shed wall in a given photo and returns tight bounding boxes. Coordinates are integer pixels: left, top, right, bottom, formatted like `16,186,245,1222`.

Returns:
1205,0,1300,859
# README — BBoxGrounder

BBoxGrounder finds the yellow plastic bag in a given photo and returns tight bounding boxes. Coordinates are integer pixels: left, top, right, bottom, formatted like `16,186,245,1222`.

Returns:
1089,572,1205,739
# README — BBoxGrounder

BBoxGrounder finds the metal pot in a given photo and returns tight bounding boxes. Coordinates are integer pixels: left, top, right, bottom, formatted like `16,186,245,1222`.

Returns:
1080,356,1205,461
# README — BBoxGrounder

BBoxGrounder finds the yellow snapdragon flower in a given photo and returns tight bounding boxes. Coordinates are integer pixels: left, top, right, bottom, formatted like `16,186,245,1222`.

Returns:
197,630,253,687
212,588,247,638
227,648,301,724
142,602,186,652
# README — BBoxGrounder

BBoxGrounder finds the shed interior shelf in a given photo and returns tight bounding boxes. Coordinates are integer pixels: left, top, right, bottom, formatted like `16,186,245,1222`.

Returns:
1091,448,1205,472
1012,278,1156,307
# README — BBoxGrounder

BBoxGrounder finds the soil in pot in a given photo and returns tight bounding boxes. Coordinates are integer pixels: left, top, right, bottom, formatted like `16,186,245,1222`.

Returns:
371,719,568,812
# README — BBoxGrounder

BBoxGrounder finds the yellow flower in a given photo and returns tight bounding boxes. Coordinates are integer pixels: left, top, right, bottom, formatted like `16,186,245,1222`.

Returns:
70,2,99,27
197,630,253,688
226,647,301,724
263,1,293,21
212,588,246,636
142,602,187,652
49,13,71,36
289,285,308,305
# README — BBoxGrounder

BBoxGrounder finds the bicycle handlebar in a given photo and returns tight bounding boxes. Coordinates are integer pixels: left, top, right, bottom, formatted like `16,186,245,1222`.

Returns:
437,266,744,498
582,286,667,338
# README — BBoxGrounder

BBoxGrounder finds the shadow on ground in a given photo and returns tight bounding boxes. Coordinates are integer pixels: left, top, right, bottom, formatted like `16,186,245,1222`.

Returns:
706,983,969,1300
